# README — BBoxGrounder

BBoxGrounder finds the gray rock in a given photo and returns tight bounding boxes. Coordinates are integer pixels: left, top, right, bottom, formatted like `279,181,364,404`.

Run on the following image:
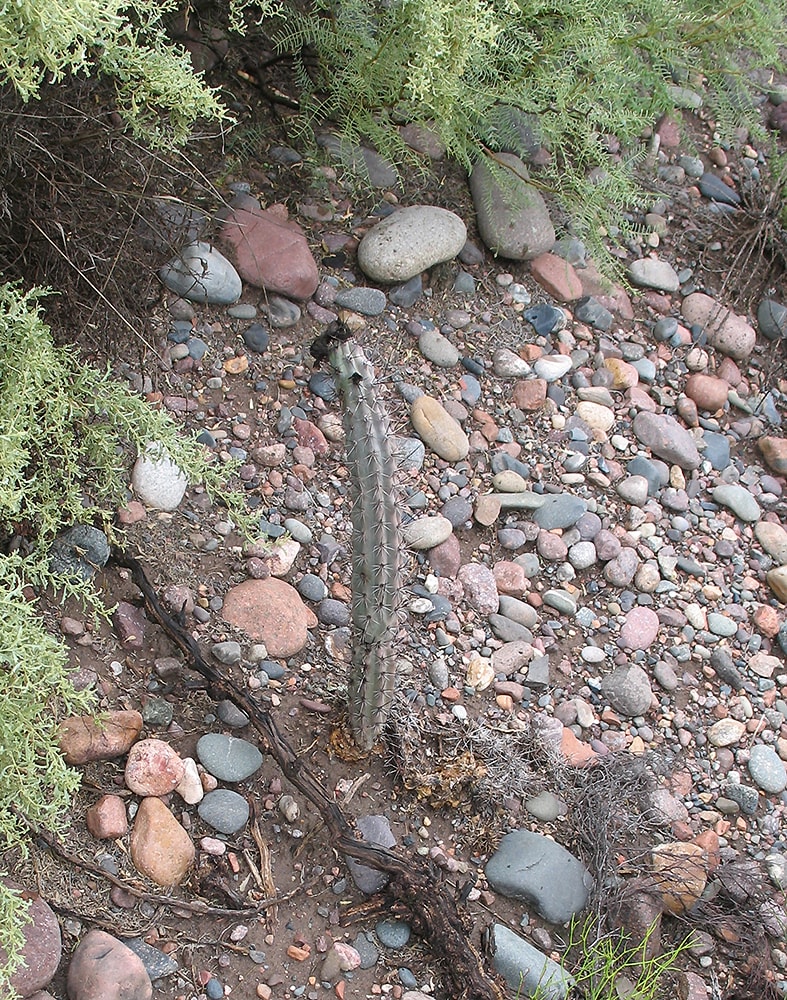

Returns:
440,496,473,527
402,516,453,550
699,172,741,206
317,134,396,187
263,295,300,328
632,411,701,470
347,815,396,894
419,330,460,367
758,299,787,340
298,573,329,602
469,152,555,260
532,494,587,530
701,431,731,470
211,641,242,665
132,443,189,511
626,456,668,494
491,925,572,1000
49,525,110,581
122,937,179,980
627,258,680,292
568,541,597,570
601,664,652,717
317,599,351,627
489,614,532,643
574,296,613,331
391,436,426,472
525,791,566,822
486,830,591,924
283,518,313,544
542,590,577,616
498,595,538,629
389,275,423,307
710,648,744,689
533,355,572,382
748,745,787,794
351,932,379,969
216,700,250,728
198,789,250,833
159,241,241,304
196,734,263,782
712,484,761,522
334,287,388,316
375,918,411,949
492,347,531,377
723,782,759,815
357,206,467,283
706,612,738,637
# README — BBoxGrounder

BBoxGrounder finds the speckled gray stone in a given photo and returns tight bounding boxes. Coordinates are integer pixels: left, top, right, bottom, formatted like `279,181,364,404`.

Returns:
491,925,573,1000
198,789,250,833
196,734,263,782
748,745,787,794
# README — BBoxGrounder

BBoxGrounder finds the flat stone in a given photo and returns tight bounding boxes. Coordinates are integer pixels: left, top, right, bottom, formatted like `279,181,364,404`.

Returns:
512,379,547,410
347,815,396,894
756,522,787,564
485,830,591,923
198,789,250,834
532,494,587,530
410,395,469,461
681,292,756,360
758,298,787,340
493,347,531,377
632,411,700,469
218,196,318,299
196,734,263,782
652,842,707,914
491,925,572,1000
469,152,555,260
58,710,143,765
222,579,316,657
67,930,151,1000
708,718,746,747
122,938,179,982
706,612,738,637
698,172,741,205
375,918,411,949
574,296,613,330
533,355,572,382
402,516,453,550
748,745,787,793
712,484,761,522
627,257,680,292
525,791,566,822
333,287,387,315
530,253,583,301
357,206,466,283
418,330,460,367
159,241,241,304
601,664,652,717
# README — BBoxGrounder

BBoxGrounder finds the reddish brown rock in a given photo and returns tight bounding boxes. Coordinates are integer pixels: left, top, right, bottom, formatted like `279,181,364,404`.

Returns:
219,195,318,300
529,252,583,301
0,886,61,997
222,578,316,656
676,395,699,428
112,601,147,650
657,115,681,148
428,533,462,578
129,797,195,887
651,842,707,914
58,710,143,765
676,970,710,1000
604,357,639,390
759,436,787,476
492,561,528,598
294,418,330,455
67,929,151,1000
512,379,547,411
125,739,185,796
685,373,728,412
753,604,780,638
457,563,499,615
86,794,128,840
717,356,742,386
692,829,720,875
560,726,597,767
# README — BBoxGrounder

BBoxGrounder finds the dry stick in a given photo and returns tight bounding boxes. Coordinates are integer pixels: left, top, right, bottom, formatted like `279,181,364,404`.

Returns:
112,549,506,1000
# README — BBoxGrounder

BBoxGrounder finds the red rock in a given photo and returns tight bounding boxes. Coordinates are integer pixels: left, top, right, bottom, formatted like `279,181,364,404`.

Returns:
676,970,710,1000
717,356,742,386
117,500,146,525
685,373,728,412
58,710,143,765
537,530,568,562
619,607,660,650
294,418,329,455
492,561,528,598
529,252,583,301
222,578,316,656
0,885,61,997
86,794,128,839
130,797,195,887
692,830,720,874
112,601,147,650
67,930,151,1000
759,436,787,476
753,604,780,638
219,195,318,300
657,115,681,147
428,534,461,577
625,387,657,412
125,739,185,796
560,726,598,767
512,379,547,411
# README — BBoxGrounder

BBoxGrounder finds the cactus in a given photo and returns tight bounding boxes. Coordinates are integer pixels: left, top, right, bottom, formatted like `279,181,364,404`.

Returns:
325,331,401,750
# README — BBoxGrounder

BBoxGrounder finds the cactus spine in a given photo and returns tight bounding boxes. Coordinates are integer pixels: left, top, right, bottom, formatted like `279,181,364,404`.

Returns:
329,338,400,750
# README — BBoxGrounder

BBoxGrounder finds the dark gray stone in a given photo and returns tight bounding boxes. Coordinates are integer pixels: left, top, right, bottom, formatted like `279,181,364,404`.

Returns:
389,275,423,307
122,938,179,980
532,494,587,530
198,789,250,833
346,815,396,894
49,525,110,581
485,830,591,924
758,299,787,341
701,431,731,470
375,918,411,949
749,745,787,793
196,734,263,782
491,925,573,1000
699,172,741,205
574,297,613,331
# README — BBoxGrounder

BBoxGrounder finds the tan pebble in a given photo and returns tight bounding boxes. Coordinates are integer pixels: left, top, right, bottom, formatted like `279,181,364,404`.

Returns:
287,944,311,961
257,985,272,1000
225,355,249,375
496,694,514,712
651,842,707,914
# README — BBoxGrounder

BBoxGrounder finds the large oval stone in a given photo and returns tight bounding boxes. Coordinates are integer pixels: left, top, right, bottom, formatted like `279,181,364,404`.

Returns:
58,710,143,765
681,292,756,360
469,153,555,260
0,885,61,997
67,930,152,1000
357,206,466,283
159,241,241,304
222,578,316,657
410,395,469,462
130,797,195,887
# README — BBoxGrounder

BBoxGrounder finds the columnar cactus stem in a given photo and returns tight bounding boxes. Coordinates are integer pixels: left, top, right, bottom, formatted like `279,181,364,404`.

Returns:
328,337,401,750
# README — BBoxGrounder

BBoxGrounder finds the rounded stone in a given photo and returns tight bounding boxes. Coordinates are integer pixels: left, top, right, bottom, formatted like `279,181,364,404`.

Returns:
712,484,761,523
375,918,411,949
681,292,756,360
627,257,680,292
357,206,467,283
685,374,729,412
1,887,61,997
125,739,185,796
402,516,453,550
130,797,195,887
748,745,787,794
159,241,241,305
222,578,315,657
196,734,263,782
198,789,251,834
410,395,469,462
707,718,746,747
619,607,660,650
601,664,652,717
418,329,460,367
132,444,188,512
66,930,152,1000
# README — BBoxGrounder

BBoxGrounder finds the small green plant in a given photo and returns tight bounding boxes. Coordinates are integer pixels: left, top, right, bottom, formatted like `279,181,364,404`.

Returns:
531,917,693,1000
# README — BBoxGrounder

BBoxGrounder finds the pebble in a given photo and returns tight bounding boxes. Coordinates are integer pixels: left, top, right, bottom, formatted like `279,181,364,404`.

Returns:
334,286,387,315
375,919,412,949
712,484,761,522
419,329,460,367
198,789,251,834
357,206,467,282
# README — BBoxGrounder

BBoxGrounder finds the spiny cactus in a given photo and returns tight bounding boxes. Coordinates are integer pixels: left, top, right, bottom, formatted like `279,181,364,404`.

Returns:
322,327,401,750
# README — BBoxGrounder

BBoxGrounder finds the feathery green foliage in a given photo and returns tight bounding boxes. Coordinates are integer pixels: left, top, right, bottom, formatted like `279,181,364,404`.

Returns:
272,0,787,239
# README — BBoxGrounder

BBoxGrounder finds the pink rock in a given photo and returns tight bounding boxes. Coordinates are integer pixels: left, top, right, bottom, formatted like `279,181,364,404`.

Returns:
222,578,316,656
67,929,152,1000
619,607,660,650
129,797,195,887
125,739,185,796
676,971,709,1000
457,563,499,615
294,418,330,455
117,500,146,525
428,534,461,577
512,379,547,411
529,252,583,301
86,794,128,839
625,386,657,412
112,601,147,650
657,116,681,148
681,292,756,360
717,356,742,386
492,561,528,598
593,529,621,562
0,885,61,997
218,195,318,300
685,373,728,412
537,531,568,562
759,437,787,476
58,710,143,765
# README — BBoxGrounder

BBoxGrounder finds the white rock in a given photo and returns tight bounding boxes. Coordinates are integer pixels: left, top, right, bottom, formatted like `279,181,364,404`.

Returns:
132,443,188,511
159,241,242,304
402,515,453,550
176,757,204,805
533,355,572,382
357,206,467,283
